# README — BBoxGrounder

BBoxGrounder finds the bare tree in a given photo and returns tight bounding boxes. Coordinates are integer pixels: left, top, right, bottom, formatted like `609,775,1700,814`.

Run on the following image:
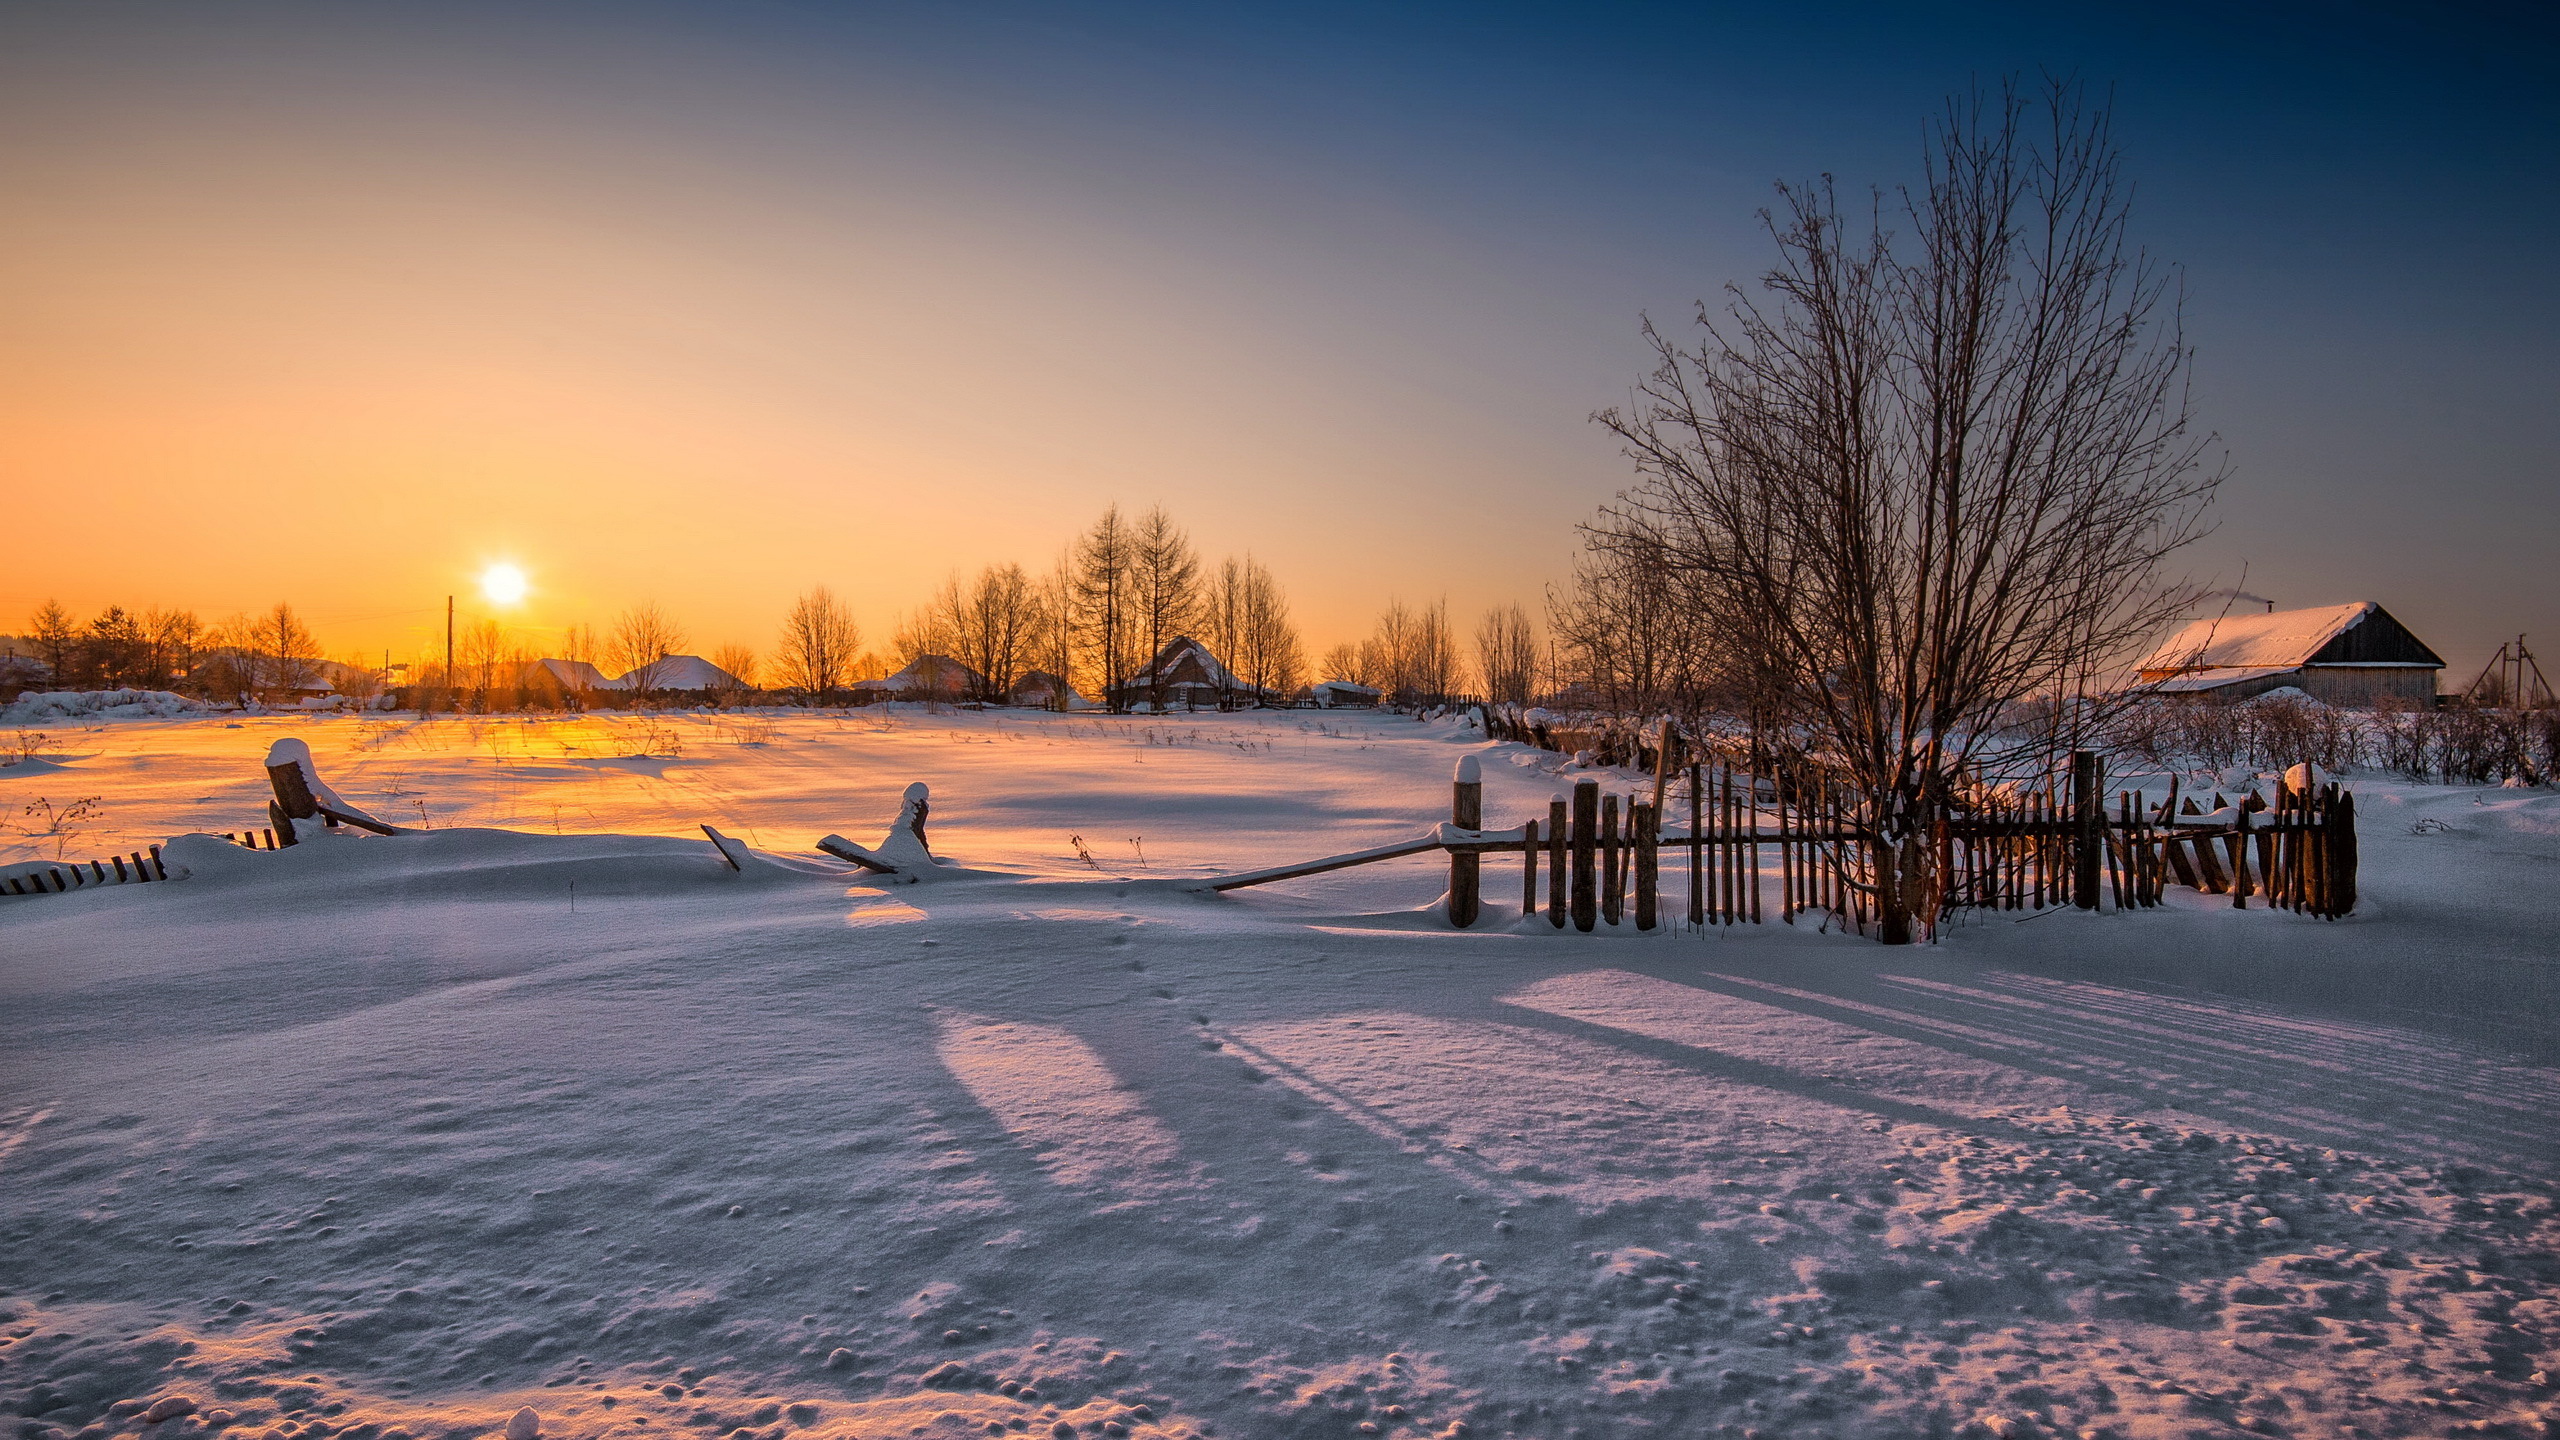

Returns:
610,602,687,698
776,587,861,701
240,602,323,702
1130,505,1201,710
1234,557,1302,704
710,643,760,703
1073,505,1136,710
1203,557,1246,707
1589,80,2219,942
146,607,203,689
1318,640,1369,687
938,563,1040,701
1474,602,1539,706
561,622,604,707
463,619,510,704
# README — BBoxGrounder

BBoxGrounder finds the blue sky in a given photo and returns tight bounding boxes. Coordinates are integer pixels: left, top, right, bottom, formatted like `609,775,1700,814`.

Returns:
5,1,2552,673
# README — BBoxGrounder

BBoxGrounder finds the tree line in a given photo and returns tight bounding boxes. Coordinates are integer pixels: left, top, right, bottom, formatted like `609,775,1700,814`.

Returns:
8,505,1557,712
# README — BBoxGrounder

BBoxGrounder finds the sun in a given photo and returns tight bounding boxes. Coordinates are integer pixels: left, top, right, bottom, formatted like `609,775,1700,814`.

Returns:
480,563,530,607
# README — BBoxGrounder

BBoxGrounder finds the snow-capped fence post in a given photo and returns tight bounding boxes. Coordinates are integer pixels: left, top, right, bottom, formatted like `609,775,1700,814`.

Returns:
1447,756,1482,928
266,753,321,845
1569,779,1598,933
2071,749,2102,909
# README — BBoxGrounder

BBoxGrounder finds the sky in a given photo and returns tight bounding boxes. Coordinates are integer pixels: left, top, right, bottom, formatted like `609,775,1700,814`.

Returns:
4,1,2554,681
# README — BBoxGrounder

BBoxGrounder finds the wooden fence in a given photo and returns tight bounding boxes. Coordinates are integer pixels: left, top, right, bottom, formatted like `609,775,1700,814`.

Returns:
1206,740,2359,936
3,845,169,896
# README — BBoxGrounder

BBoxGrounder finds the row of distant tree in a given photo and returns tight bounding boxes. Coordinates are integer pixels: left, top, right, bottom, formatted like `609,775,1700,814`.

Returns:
5,506,1570,711
3,600,345,703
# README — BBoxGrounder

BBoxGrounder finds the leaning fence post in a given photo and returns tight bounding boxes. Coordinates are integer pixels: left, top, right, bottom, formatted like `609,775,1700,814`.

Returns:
1570,779,1598,933
1634,799,1659,931
1448,755,1482,929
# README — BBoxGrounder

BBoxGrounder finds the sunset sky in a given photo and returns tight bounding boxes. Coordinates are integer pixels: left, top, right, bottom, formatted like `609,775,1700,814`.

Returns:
5,2,2553,678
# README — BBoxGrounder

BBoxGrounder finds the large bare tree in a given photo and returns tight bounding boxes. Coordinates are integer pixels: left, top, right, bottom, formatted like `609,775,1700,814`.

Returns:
1474,602,1539,707
1589,81,2220,943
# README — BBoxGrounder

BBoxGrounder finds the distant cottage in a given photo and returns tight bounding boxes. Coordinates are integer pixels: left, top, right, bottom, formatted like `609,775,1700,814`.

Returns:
1106,636,1272,710
852,653,985,702
2135,602,2443,707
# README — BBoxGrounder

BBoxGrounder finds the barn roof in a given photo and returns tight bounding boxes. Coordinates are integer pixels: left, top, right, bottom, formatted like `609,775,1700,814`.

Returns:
523,658,626,691
856,653,986,692
2138,602,2442,675
640,654,743,690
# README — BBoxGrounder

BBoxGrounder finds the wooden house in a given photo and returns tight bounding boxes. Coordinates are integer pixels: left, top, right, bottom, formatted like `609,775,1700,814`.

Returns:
2135,601,2443,707
1106,636,1272,710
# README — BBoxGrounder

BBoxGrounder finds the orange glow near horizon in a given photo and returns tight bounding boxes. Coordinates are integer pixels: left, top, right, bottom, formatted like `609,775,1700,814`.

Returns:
0,11,1607,671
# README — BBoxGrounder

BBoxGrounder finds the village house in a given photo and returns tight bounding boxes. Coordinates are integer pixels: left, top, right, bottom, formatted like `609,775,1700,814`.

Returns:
852,653,985,703
1106,636,1273,710
2135,601,2444,707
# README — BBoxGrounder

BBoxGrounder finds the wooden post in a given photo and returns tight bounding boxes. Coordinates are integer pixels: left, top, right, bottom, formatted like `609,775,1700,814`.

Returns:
1600,793,1622,927
1570,779,1598,933
1687,763,1704,929
1548,796,1568,928
1448,756,1482,929
148,844,166,879
2333,788,2357,917
113,855,129,882
2070,750,2100,909
1521,818,1539,920
2230,804,2252,909
1634,799,1658,931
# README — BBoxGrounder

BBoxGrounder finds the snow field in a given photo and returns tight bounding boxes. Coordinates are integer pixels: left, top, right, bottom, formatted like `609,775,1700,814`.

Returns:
4,709,2559,1440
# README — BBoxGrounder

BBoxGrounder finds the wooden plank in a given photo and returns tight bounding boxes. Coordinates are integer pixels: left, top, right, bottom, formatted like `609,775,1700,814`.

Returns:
317,804,404,836
1634,799,1658,932
701,824,746,871
815,834,904,874
1570,779,1598,933
1547,796,1567,928
1521,817,1539,920
1600,793,1622,927
1199,835,1446,892
1688,764,1704,929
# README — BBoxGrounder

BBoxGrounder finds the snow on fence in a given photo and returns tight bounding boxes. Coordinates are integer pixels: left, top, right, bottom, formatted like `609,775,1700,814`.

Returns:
1200,741,2360,935
2,732,2357,935
2,845,168,896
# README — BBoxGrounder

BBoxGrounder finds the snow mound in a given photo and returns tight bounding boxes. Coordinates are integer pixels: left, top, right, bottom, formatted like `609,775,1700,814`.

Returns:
2,689,200,723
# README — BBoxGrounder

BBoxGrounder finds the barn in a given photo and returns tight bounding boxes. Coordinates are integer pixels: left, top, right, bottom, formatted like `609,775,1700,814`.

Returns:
2135,601,2444,707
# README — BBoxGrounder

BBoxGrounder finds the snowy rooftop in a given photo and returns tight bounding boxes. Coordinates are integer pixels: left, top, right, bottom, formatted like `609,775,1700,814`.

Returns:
2139,601,2375,673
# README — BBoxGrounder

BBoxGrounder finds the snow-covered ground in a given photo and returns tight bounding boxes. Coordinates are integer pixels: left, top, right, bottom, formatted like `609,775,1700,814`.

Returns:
5,709,2557,1440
